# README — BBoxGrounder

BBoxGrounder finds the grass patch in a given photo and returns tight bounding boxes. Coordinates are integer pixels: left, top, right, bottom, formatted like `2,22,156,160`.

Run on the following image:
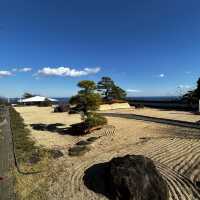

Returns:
14,157,50,200
0,107,4,141
0,105,5,122
9,107,54,199
10,106,40,164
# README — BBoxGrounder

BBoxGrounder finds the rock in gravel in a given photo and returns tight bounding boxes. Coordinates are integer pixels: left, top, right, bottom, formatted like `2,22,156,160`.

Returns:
76,140,91,146
50,149,64,159
68,145,90,156
195,181,200,188
108,155,169,200
87,137,99,142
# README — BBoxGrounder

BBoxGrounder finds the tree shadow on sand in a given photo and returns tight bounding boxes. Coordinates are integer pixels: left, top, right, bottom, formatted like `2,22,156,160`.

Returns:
30,123,85,136
83,162,113,199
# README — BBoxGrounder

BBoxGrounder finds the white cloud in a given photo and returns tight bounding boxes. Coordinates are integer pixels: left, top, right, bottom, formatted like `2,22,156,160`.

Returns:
185,71,191,74
126,89,142,93
12,67,32,72
19,67,32,72
37,67,101,77
159,73,165,78
0,70,12,77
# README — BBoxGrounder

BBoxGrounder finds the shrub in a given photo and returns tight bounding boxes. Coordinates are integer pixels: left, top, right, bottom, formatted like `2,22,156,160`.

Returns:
0,96,9,105
84,113,107,129
68,113,107,135
54,104,69,112
68,108,79,114
69,122,87,135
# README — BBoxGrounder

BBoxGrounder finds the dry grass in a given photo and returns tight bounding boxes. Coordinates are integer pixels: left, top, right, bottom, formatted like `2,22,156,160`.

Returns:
10,107,57,200
14,157,50,200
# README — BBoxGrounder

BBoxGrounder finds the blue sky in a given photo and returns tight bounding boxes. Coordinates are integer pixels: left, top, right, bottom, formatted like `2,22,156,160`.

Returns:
0,0,200,97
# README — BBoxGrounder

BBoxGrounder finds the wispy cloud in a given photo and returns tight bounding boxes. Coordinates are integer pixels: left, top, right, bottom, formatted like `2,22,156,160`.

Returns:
12,67,32,72
19,67,32,72
126,89,142,93
0,70,12,77
185,71,191,74
37,66,101,77
158,73,165,78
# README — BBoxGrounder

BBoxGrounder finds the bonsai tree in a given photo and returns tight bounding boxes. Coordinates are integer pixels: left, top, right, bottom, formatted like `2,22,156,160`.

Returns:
97,77,127,101
69,80,107,133
69,80,101,116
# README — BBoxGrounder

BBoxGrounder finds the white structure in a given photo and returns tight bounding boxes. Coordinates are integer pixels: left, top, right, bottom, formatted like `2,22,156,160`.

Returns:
18,96,58,103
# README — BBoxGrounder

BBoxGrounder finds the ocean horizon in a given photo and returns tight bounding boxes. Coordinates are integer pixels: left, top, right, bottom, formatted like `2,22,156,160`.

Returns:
9,96,180,104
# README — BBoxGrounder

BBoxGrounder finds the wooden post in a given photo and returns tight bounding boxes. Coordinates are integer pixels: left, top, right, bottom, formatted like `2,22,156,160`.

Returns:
199,100,200,113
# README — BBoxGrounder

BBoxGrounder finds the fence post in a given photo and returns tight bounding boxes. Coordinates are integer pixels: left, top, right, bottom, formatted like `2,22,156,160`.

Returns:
199,100,200,113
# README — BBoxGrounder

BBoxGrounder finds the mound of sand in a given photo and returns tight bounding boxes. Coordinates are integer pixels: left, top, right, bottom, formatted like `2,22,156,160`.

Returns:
99,103,130,111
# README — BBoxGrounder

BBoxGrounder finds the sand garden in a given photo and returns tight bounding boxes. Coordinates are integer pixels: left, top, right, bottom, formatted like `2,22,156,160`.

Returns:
15,106,200,200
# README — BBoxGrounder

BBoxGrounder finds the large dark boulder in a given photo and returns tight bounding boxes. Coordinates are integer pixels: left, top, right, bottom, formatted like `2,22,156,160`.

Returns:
108,155,169,200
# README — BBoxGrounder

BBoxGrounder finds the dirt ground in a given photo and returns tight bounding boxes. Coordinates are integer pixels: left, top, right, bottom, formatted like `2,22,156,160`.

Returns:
15,106,200,200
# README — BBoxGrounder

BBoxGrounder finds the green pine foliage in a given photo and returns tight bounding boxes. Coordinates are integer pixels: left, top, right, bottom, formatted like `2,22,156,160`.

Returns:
97,77,126,101
69,80,107,132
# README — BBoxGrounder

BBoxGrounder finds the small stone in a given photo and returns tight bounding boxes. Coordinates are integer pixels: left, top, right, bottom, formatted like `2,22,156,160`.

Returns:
68,145,90,156
87,137,99,142
76,140,91,146
50,149,64,159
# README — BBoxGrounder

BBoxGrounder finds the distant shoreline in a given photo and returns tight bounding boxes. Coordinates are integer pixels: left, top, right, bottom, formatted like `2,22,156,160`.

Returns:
10,96,180,103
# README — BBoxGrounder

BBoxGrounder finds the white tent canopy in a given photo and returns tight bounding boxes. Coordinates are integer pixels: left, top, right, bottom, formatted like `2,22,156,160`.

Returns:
18,96,58,103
